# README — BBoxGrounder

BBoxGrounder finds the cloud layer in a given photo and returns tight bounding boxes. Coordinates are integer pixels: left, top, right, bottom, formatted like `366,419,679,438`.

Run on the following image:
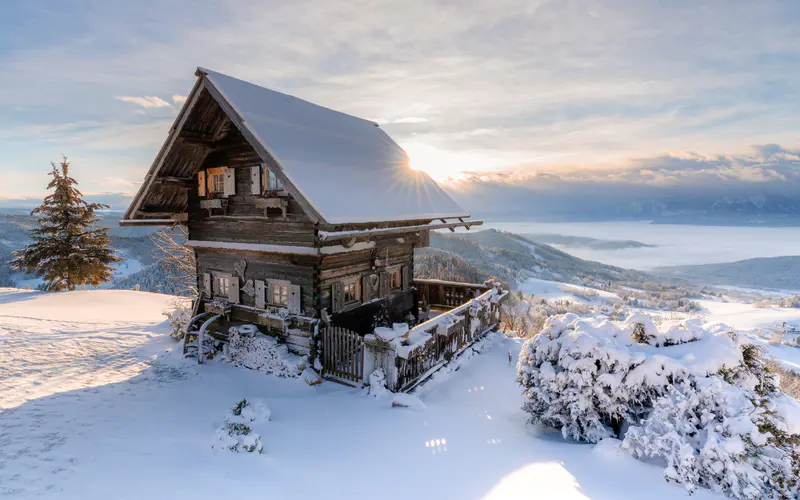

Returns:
1,0,799,199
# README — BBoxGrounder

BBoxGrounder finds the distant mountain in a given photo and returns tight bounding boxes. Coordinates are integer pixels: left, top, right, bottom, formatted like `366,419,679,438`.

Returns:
653,256,800,291
0,211,169,291
520,234,655,250
416,229,653,287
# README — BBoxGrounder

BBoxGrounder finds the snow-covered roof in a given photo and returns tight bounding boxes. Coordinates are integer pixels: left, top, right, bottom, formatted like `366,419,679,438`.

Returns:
199,68,467,224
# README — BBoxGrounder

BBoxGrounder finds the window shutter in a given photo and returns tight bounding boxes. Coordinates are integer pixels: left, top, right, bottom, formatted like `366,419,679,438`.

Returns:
250,166,261,195
331,282,344,313
255,280,266,309
229,276,240,303
401,265,410,290
361,275,372,303
288,285,301,315
202,273,211,297
198,171,207,197
379,271,389,297
223,167,236,197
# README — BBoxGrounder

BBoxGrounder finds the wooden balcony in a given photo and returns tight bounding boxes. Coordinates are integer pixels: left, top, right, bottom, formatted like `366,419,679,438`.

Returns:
413,278,491,309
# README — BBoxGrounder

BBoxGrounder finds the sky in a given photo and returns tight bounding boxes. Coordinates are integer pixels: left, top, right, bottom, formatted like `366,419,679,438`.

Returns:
1,0,799,207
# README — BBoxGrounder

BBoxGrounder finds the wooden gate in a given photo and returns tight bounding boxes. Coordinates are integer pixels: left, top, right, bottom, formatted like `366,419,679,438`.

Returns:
321,327,364,385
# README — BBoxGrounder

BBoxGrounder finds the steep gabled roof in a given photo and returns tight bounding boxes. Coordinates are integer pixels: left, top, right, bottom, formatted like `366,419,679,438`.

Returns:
123,68,468,226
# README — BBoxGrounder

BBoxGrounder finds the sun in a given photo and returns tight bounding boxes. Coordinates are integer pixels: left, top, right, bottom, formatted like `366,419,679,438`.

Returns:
403,142,482,182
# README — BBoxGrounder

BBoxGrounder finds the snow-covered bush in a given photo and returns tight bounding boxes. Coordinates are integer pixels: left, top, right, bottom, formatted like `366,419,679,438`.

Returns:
770,360,800,400
366,368,426,409
623,376,799,499
517,312,737,442
562,284,599,299
500,292,595,337
163,299,191,340
226,326,301,378
517,312,800,499
211,398,270,454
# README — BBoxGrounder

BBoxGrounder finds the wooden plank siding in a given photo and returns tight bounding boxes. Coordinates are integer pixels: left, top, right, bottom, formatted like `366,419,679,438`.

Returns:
196,248,317,315
186,127,316,247
317,236,416,314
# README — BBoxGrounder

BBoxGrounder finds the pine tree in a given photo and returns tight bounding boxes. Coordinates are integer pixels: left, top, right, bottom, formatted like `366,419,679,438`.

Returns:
9,157,121,291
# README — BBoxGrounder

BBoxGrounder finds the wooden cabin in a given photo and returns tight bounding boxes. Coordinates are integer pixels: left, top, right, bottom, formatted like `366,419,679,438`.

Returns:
122,68,483,357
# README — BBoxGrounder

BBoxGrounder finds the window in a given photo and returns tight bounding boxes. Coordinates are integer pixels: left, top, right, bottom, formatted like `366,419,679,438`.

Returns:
210,172,225,193
271,282,289,306
213,274,231,297
343,282,357,303
264,167,284,192
390,268,402,290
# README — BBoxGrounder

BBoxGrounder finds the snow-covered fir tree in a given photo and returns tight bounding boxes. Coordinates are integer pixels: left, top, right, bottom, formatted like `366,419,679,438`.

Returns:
9,158,121,290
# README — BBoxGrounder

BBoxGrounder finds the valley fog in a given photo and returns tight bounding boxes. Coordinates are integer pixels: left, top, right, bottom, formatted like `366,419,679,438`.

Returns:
485,220,800,270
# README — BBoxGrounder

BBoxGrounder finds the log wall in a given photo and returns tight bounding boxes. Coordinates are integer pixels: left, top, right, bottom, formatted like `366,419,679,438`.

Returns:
196,248,317,315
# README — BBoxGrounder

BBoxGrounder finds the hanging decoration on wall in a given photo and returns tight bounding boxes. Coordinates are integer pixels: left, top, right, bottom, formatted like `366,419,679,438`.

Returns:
234,260,247,280
242,279,256,298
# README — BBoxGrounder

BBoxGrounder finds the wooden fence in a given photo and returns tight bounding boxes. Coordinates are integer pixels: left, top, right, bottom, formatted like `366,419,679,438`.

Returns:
394,287,505,392
320,326,364,385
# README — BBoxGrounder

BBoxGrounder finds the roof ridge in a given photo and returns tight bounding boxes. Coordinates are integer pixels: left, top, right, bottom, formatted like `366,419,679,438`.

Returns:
196,67,380,128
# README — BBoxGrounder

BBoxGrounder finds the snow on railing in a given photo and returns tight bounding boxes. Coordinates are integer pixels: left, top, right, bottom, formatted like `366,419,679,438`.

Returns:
363,286,507,392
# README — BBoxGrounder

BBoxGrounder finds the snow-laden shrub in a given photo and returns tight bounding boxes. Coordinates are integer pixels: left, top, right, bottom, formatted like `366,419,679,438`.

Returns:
164,300,191,340
211,398,270,453
517,312,740,443
518,311,800,499
227,326,301,378
622,376,799,499
367,369,390,399
366,368,426,409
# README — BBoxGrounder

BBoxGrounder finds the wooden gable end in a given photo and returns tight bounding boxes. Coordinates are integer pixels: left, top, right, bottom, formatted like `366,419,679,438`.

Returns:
122,74,324,226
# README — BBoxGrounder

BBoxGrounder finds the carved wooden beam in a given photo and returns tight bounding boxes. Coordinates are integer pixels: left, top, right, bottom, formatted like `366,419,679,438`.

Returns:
154,176,193,187
178,130,218,147
137,210,178,218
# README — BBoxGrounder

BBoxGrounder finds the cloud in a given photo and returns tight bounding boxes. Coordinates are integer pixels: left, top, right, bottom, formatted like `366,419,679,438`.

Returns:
172,94,187,104
393,117,429,123
102,176,141,190
2,1,800,199
115,96,172,108
443,143,800,218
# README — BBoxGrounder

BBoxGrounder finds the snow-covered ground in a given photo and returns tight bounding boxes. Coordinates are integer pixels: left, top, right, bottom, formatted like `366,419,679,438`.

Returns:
519,277,621,305
514,276,800,376
0,289,182,409
0,289,727,500
697,299,800,332
111,251,146,279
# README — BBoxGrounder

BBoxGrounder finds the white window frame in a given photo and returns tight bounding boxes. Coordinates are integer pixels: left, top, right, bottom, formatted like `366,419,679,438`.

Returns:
342,277,360,305
212,272,232,298
262,166,285,192
269,279,290,307
210,172,225,193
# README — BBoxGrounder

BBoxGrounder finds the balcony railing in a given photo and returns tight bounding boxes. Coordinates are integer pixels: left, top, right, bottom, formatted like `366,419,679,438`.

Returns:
413,278,491,309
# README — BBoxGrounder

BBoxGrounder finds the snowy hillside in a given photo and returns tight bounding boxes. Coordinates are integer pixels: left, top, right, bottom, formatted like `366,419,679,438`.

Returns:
0,289,739,500
0,211,186,293
418,229,654,286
